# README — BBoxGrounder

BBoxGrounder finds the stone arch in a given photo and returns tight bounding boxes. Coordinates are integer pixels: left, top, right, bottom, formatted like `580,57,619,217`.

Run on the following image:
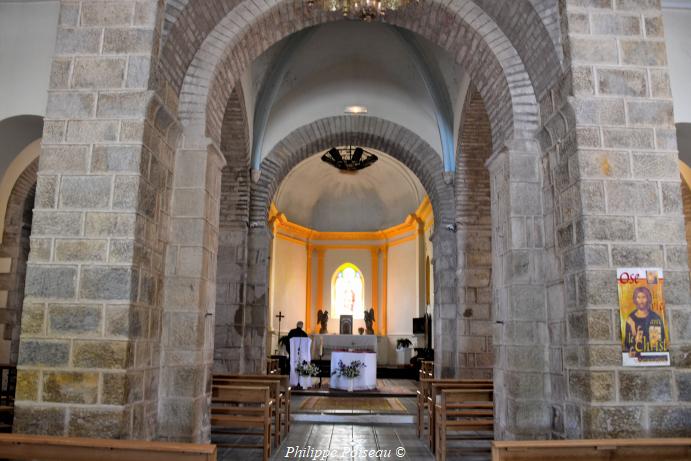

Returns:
0,138,41,244
0,157,38,364
161,0,561,142
252,116,454,228
160,0,561,117
166,0,545,156
241,116,458,375
157,0,558,440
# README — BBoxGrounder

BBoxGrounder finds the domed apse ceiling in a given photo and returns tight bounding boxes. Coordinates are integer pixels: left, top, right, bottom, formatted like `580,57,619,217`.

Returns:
274,149,426,232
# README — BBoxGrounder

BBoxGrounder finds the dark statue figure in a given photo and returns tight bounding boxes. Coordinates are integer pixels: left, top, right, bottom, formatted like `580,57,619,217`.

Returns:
317,309,329,334
364,308,375,335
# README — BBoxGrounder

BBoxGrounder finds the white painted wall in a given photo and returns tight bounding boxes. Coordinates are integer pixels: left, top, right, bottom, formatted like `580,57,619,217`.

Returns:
270,238,307,334
0,1,59,122
662,3,691,164
387,239,418,335
663,6,691,123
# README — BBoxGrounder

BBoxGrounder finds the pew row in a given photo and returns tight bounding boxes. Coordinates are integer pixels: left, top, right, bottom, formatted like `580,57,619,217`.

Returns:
210,385,273,461
213,374,291,434
491,438,691,461
435,388,494,461
0,433,217,461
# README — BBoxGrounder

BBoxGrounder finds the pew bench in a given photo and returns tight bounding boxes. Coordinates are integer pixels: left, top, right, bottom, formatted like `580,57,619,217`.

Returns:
0,433,217,461
491,438,691,461
212,379,282,447
427,380,493,452
213,374,291,434
416,377,492,442
211,385,273,461
435,388,494,461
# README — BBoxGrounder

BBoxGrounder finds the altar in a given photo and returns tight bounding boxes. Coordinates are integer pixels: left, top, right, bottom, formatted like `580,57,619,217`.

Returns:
311,334,377,358
330,351,377,391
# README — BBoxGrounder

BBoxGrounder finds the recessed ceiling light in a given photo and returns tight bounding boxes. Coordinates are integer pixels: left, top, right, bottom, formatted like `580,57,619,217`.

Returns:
345,105,368,115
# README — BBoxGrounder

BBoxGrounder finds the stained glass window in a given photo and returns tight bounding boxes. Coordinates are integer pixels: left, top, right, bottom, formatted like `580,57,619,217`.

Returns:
332,263,365,319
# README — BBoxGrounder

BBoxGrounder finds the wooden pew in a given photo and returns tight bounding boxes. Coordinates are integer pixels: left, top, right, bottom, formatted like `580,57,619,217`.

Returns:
267,358,280,375
491,438,691,461
211,385,272,461
0,364,15,433
427,380,493,452
213,374,291,434
416,377,491,441
0,433,217,461
435,388,494,461
212,379,281,447
419,360,434,380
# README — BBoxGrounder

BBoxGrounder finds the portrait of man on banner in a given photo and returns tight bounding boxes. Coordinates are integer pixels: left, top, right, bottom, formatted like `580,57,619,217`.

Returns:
617,268,670,367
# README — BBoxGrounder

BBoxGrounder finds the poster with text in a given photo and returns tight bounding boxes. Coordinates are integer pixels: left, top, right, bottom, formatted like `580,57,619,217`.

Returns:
618,268,670,367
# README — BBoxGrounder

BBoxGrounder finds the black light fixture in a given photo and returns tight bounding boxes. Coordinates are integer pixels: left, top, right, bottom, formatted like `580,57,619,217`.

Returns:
321,146,378,171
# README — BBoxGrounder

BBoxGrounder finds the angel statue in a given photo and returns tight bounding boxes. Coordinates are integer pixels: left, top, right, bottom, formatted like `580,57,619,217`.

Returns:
364,308,375,335
317,309,329,334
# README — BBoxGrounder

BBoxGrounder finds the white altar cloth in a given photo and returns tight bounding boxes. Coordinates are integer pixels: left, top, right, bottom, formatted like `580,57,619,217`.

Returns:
330,351,377,391
289,337,312,388
311,334,377,358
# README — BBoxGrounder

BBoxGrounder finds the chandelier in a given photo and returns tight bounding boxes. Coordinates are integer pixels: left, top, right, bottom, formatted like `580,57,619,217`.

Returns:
307,0,414,21
321,146,379,171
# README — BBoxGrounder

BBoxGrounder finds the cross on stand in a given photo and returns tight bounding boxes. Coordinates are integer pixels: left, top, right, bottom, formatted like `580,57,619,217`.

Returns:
275,311,285,352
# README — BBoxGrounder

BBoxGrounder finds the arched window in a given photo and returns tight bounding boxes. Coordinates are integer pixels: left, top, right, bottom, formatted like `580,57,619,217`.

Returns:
331,263,365,319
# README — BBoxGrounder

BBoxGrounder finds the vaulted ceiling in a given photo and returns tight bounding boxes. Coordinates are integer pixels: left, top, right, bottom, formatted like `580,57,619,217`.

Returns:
242,21,470,173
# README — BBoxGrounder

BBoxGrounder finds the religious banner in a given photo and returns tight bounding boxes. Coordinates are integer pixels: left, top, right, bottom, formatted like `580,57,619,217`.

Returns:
617,268,670,367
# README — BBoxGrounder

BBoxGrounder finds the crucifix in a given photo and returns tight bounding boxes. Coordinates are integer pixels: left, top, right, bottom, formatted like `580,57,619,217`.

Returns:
275,311,285,340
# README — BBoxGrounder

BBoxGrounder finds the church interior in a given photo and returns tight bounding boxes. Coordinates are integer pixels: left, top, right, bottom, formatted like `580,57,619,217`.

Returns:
1,0,691,460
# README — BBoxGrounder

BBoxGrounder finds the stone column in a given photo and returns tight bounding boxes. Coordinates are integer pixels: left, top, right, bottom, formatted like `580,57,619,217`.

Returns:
488,141,551,439
431,228,459,378
159,144,225,442
562,0,691,438
13,0,165,439
243,225,272,373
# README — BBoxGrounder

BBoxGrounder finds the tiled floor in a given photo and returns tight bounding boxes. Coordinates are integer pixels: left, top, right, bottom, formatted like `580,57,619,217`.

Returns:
216,422,492,460
215,393,491,460
217,423,434,460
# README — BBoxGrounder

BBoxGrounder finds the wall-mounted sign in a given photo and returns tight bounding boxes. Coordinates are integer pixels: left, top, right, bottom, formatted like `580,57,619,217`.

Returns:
617,268,670,367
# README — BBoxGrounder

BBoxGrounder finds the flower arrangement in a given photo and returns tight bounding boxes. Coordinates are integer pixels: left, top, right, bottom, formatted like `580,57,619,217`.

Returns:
295,360,321,377
331,359,366,379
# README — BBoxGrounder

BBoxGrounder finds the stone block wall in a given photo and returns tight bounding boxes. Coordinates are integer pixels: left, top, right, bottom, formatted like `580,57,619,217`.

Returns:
214,87,250,374
13,0,169,439
455,88,493,379
560,0,691,438
0,160,37,364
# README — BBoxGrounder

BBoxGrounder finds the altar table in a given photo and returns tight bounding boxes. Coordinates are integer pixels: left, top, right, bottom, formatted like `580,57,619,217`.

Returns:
312,334,377,358
330,351,377,391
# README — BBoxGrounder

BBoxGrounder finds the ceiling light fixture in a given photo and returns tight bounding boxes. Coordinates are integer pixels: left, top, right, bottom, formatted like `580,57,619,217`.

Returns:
307,0,416,22
321,146,379,171
345,105,368,114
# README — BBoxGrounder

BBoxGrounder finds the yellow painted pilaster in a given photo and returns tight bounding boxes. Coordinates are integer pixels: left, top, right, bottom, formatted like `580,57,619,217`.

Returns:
315,248,325,333
370,247,379,335
305,245,313,333
382,245,388,336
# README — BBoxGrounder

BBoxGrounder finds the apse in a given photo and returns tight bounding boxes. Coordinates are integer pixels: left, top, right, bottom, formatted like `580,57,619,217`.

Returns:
269,148,434,365
274,150,426,232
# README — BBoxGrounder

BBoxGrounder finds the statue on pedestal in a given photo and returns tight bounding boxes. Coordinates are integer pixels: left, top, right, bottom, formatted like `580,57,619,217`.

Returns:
317,309,329,334
364,308,375,335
